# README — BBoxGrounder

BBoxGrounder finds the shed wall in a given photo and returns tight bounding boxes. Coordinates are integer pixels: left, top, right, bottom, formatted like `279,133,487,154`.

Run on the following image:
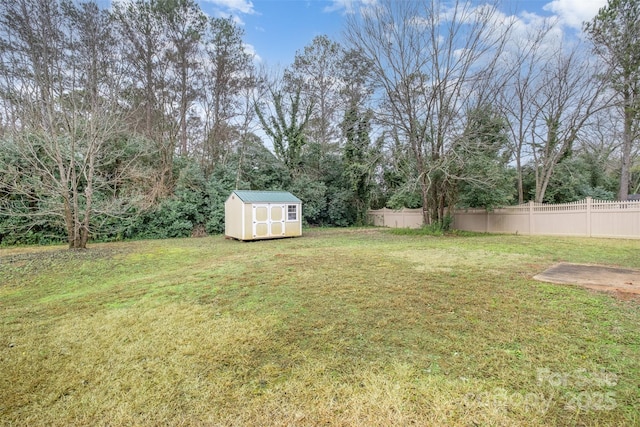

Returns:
224,195,244,240
285,218,302,237
248,202,301,240
243,203,253,240
226,197,302,240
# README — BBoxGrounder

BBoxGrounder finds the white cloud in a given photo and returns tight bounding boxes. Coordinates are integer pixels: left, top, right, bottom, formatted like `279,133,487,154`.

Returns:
214,10,246,26
324,0,377,15
243,43,262,63
543,0,607,29
202,0,256,15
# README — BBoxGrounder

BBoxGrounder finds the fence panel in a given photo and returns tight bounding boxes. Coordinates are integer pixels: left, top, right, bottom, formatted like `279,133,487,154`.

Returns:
452,209,487,232
531,200,588,236
368,198,640,239
367,208,423,229
590,199,640,238
488,208,530,234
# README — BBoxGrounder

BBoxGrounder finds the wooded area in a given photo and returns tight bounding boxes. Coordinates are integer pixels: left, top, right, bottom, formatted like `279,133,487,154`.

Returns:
0,0,638,248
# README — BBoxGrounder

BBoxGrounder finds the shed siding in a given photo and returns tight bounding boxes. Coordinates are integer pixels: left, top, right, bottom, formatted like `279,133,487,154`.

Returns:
243,203,252,239
241,202,246,240
285,219,301,237
225,190,302,241
224,195,243,239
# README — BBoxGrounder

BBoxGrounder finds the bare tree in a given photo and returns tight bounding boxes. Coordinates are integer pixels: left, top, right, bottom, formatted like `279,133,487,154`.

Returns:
112,0,175,198
338,47,375,112
498,20,557,203
162,0,207,157
112,0,164,140
345,0,510,223
0,0,145,248
233,67,263,189
199,17,254,175
284,35,345,157
527,42,611,202
574,107,624,195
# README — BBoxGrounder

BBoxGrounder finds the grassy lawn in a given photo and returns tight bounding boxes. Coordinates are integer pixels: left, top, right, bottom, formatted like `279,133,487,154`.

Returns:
1,229,639,426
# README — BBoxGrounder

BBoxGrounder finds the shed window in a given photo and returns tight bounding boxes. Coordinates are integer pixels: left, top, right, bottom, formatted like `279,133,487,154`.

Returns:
287,204,298,221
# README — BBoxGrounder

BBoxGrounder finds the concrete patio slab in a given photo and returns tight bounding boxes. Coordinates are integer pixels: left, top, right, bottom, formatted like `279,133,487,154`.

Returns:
534,262,640,295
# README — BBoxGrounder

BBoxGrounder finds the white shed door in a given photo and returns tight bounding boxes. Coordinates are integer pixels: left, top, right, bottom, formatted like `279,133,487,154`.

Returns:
252,204,286,238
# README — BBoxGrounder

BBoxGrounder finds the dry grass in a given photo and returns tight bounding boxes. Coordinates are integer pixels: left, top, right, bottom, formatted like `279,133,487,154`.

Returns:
1,230,639,426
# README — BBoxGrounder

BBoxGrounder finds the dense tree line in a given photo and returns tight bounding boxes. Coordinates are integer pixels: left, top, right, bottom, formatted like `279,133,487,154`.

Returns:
0,0,638,248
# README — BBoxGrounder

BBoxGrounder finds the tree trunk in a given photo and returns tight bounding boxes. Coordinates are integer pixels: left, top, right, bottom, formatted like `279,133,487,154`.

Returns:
420,177,430,225
516,155,524,204
618,91,634,200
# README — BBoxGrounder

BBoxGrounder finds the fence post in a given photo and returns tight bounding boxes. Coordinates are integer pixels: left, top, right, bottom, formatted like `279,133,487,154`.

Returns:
485,208,489,232
529,201,534,235
586,197,592,237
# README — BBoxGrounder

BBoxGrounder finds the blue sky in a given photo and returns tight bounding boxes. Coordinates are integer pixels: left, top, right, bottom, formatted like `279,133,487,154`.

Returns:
198,0,349,66
197,0,609,66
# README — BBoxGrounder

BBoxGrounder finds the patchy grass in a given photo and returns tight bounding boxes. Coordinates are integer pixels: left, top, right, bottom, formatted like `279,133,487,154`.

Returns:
1,230,639,426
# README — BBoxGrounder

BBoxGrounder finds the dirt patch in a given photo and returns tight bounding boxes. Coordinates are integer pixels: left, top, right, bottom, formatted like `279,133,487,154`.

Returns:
534,262,640,299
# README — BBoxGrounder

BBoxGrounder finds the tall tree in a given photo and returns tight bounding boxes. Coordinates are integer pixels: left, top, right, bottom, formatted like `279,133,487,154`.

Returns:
113,0,173,198
346,0,510,224
499,20,556,203
255,83,312,177
200,17,253,174
113,0,206,197
454,106,514,209
342,105,378,224
585,0,640,200
161,0,206,156
339,47,377,224
528,42,609,203
338,47,374,111
284,35,344,159
112,0,164,140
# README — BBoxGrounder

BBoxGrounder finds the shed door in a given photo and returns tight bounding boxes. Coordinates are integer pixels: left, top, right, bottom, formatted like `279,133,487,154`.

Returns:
253,204,286,238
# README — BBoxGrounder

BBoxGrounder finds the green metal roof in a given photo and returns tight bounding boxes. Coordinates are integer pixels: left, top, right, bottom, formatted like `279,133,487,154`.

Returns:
232,190,301,203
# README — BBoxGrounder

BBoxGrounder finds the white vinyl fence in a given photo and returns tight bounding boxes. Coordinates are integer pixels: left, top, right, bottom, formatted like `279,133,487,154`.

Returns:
367,208,424,229
368,198,640,239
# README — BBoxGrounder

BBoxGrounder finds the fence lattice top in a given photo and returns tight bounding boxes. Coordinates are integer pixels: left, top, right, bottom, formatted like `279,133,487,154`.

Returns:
508,198,640,212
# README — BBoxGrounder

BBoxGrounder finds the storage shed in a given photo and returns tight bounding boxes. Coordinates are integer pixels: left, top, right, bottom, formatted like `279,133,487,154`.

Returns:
224,190,302,241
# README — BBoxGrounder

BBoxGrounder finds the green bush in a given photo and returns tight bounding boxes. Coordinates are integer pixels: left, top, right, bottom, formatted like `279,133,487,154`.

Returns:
288,174,327,225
